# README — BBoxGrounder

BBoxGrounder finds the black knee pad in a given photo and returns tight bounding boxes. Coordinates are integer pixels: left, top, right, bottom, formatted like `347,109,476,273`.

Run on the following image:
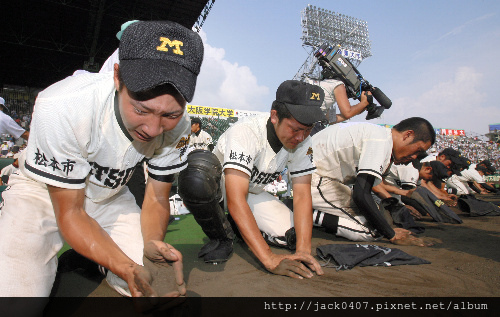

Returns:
178,150,234,240
178,150,222,203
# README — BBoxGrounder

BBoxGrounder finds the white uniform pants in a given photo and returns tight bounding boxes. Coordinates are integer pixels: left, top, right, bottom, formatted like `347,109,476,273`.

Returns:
246,191,294,238
0,173,144,297
446,177,471,195
311,174,374,242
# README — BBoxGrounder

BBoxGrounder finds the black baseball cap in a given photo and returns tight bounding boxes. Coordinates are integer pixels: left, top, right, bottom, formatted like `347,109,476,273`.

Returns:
275,80,326,125
119,20,204,102
440,148,462,164
449,156,470,176
430,161,450,180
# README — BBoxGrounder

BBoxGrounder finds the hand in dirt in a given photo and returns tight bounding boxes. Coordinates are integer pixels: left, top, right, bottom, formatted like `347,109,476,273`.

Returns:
405,205,423,219
130,264,185,313
144,240,180,263
129,248,187,313
266,253,323,279
444,194,458,207
143,240,186,295
390,228,434,247
293,251,324,276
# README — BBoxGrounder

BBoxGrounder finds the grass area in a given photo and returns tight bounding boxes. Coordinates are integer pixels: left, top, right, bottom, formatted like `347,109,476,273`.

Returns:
57,214,206,257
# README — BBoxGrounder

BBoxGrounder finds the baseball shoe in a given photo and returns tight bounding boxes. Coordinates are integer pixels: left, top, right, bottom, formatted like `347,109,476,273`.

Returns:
198,239,233,264
98,265,108,276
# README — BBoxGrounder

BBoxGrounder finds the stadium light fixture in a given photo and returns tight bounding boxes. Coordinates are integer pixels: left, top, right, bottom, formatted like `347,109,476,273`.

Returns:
294,4,371,80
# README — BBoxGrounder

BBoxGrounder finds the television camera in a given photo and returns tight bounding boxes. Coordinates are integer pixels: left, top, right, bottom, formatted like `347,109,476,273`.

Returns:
314,43,392,120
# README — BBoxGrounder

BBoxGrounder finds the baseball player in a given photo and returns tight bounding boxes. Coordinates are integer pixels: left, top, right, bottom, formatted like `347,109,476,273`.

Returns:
188,117,213,151
0,151,21,186
447,163,490,195
0,20,203,305
310,118,435,245
372,160,434,219
0,97,29,141
178,80,325,279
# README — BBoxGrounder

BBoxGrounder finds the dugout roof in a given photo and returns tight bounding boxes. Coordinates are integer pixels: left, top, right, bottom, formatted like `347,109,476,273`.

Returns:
0,0,211,90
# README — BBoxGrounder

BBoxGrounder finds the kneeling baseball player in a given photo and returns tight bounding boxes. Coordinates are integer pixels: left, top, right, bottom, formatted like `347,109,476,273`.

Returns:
178,80,325,279
0,20,203,308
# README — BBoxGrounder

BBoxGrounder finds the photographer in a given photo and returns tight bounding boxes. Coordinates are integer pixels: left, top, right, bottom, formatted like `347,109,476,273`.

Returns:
304,70,371,134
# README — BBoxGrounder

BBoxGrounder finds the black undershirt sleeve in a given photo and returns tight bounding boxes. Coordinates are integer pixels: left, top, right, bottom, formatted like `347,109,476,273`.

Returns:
467,182,482,194
352,173,395,239
480,183,498,193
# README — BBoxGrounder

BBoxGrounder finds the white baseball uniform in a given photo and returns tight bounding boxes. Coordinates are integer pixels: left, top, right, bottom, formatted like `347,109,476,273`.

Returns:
0,72,190,296
214,114,315,240
446,165,485,195
189,129,213,151
311,122,393,241
380,163,420,203
303,77,343,123
0,111,26,139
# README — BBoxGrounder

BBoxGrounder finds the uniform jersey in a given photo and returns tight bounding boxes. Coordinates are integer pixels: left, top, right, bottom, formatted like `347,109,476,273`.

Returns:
189,129,212,151
456,165,484,183
303,77,343,123
0,164,18,180
214,115,315,195
0,111,26,139
421,154,438,163
312,122,393,187
385,163,420,189
21,71,190,202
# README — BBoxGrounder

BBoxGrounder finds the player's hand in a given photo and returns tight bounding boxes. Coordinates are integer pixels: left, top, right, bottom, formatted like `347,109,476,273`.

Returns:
444,196,458,207
389,228,433,247
293,250,324,276
405,205,422,219
143,240,186,296
265,253,322,279
129,264,186,313
144,240,180,263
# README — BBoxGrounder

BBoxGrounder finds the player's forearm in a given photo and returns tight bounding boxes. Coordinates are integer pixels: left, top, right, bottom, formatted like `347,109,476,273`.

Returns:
353,175,395,239
141,179,173,242
292,197,313,254
56,206,137,281
48,185,137,280
421,180,449,200
141,197,170,242
372,183,393,199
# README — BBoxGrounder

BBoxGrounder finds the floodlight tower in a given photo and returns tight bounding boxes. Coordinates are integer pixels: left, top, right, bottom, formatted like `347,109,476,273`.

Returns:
293,5,372,81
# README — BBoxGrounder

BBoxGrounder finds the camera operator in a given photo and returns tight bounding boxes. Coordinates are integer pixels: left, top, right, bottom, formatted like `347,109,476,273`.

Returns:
304,69,371,134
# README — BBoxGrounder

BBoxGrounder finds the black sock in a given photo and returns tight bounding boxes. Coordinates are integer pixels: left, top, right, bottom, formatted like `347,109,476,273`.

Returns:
313,210,339,233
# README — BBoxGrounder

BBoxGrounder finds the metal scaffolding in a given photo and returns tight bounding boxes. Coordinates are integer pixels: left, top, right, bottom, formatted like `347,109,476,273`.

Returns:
294,4,371,81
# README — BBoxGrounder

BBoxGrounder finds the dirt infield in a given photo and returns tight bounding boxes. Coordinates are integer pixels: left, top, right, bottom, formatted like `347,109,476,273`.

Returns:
45,195,499,316
55,195,499,298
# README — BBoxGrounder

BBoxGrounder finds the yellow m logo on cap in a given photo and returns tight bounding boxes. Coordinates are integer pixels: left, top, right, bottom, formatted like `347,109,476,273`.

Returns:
157,37,184,55
310,92,321,100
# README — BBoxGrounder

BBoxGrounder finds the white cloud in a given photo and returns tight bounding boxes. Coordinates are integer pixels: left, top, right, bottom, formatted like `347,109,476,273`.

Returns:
190,30,269,110
376,66,497,134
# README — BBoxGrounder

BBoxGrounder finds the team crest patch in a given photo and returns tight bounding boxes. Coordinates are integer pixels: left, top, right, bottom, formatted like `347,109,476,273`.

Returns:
307,147,314,163
176,136,190,149
156,37,184,55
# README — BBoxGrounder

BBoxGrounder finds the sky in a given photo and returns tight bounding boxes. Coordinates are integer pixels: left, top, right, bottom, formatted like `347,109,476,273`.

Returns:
189,0,500,136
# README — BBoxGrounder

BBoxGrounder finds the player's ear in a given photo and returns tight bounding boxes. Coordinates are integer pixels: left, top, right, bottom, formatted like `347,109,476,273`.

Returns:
403,129,415,142
113,64,121,91
270,110,279,125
